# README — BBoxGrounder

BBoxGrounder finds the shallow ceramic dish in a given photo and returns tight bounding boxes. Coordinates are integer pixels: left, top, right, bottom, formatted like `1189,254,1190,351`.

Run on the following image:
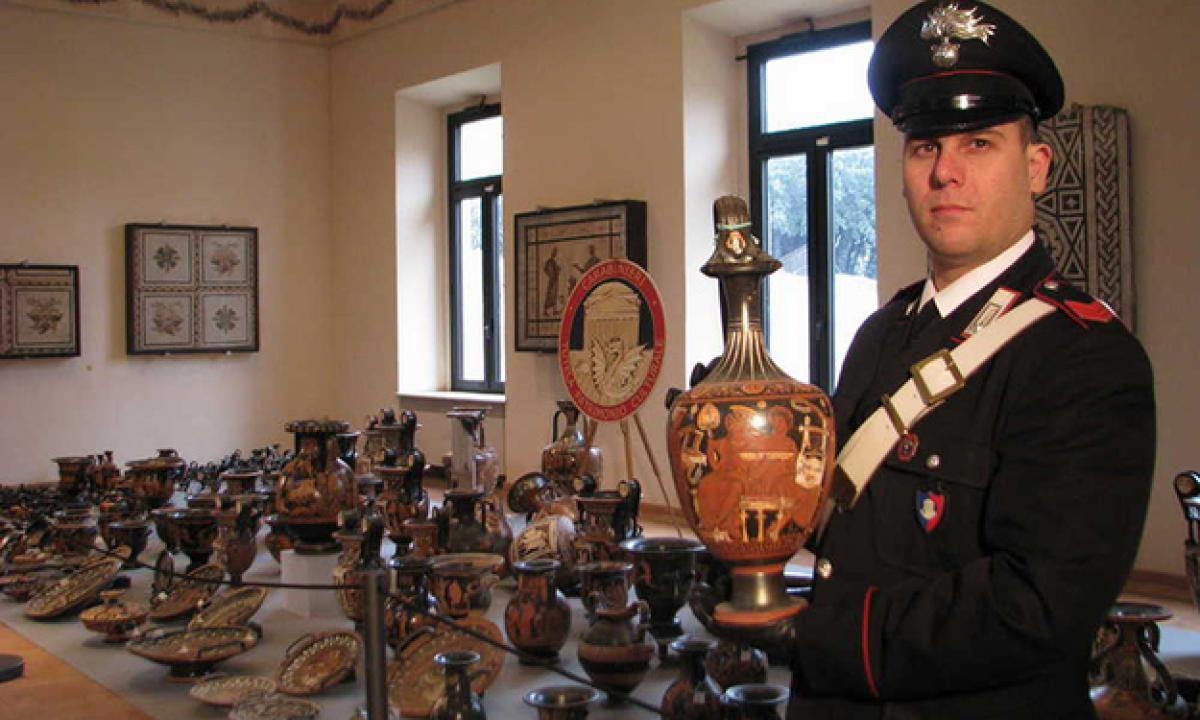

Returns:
188,674,277,707
127,625,260,683
149,563,224,621
228,692,321,720
80,589,148,642
387,617,505,718
189,586,269,630
275,630,362,696
1,569,65,601
24,557,121,620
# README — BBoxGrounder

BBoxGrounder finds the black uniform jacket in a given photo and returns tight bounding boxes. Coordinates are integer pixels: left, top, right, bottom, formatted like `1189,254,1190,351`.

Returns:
788,240,1156,719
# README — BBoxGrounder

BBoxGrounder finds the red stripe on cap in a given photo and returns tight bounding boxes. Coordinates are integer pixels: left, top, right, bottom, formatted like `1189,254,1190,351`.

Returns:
898,68,1018,91
862,586,880,698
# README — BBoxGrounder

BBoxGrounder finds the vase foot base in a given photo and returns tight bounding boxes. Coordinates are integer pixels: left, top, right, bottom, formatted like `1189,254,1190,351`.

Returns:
713,598,802,627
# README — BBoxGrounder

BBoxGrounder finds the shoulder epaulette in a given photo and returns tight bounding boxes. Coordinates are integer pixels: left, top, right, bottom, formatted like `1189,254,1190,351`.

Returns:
1032,272,1116,328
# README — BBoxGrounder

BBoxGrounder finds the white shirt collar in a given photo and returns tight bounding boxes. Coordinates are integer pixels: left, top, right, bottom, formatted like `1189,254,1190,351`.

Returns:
918,230,1036,317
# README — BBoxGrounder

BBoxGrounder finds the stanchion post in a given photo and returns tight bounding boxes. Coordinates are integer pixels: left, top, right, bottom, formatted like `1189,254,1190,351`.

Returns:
362,566,389,720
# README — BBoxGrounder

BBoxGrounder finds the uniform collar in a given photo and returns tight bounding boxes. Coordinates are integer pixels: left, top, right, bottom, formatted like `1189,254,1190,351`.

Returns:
918,230,1036,317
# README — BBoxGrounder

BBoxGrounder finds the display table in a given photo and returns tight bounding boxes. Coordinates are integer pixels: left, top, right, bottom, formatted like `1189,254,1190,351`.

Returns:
0,533,791,719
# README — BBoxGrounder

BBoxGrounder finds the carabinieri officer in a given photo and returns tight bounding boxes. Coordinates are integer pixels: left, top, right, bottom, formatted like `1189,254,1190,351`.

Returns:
780,2,1156,718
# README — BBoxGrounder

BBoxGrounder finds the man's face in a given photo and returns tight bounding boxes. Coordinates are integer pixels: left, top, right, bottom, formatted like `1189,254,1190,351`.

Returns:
902,119,1052,286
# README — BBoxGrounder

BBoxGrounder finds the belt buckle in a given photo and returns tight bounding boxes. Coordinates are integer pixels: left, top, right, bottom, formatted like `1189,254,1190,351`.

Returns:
911,348,965,405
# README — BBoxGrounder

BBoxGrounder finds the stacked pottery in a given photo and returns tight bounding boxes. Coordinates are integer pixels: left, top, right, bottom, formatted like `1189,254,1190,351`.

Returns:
577,598,654,702
504,559,571,665
620,536,705,657
662,637,721,720
430,650,487,720
541,400,603,495
275,419,357,553
524,686,606,720
666,195,834,633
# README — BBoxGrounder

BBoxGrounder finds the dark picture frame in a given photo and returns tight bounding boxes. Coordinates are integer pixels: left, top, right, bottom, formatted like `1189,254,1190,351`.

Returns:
514,199,647,352
125,223,259,355
0,264,81,359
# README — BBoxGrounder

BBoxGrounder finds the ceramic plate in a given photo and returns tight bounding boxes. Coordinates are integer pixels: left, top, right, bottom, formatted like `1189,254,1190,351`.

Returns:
24,558,121,620
275,631,362,696
149,563,224,620
189,586,269,630
387,616,505,718
127,625,260,666
228,692,321,720
189,675,277,707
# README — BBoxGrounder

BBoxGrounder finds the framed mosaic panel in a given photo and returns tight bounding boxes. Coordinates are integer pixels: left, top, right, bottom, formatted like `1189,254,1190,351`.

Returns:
126,223,259,354
0,264,80,359
514,200,647,352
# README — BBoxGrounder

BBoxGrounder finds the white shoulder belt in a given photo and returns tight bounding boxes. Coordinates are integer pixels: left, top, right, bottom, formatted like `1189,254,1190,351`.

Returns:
830,295,1056,509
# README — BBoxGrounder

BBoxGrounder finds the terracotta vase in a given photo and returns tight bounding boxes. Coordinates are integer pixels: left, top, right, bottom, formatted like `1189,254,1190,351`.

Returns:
333,529,367,630
106,518,152,569
705,640,767,696
541,400,603,495
509,514,577,589
378,463,429,547
386,555,436,652
620,536,705,656
575,561,632,622
401,517,440,559
436,488,500,556
720,684,789,720
213,505,257,585
169,508,219,572
523,686,606,720
98,450,122,493
125,449,187,511
662,638,720,720
275,419,357,553
336,431,361,473
430,650,487,720
52,456,94,500
577,598,654,700
429,553,502,617
666,195,835,629
505,559,571,665
150,505,181,553
1091,602,1190,719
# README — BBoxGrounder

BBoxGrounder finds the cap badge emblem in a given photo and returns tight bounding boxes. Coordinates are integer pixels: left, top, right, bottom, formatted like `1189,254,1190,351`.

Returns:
921,3,996,68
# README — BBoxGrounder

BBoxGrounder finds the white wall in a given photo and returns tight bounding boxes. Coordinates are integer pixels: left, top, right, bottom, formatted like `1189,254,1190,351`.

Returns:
870,0,1200,575
0,6,335,483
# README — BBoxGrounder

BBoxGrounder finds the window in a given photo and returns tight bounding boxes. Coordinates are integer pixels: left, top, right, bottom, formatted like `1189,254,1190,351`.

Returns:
747,22,877,392
448,104,504,392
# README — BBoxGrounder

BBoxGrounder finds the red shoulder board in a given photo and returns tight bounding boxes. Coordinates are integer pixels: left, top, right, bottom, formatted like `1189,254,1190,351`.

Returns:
1033,273,1116,327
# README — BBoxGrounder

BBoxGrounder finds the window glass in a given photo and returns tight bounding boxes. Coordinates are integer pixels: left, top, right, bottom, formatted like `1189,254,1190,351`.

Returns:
459,116,503,180
764,40,874,132
457,197,485,382
765,153,810,383
831,145,877,385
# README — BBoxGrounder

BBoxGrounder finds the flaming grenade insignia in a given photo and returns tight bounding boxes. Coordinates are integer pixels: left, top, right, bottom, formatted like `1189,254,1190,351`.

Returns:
921,2,996,68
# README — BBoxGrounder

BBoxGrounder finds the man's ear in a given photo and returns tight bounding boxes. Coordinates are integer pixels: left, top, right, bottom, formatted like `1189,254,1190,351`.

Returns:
1028,141,1053,194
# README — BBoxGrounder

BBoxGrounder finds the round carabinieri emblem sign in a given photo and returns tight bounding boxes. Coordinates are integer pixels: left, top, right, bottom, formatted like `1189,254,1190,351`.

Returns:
558,259,665,422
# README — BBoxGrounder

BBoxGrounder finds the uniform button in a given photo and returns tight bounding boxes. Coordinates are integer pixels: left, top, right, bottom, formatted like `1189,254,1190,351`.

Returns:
926,454,942,470
816,557,833,579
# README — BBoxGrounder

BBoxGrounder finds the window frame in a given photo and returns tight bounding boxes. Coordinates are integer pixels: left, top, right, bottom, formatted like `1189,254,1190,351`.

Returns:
447,102,504,393
747,21,873,392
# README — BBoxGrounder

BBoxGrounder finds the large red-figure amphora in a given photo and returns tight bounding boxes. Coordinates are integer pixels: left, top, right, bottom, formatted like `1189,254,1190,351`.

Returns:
667,195,835,629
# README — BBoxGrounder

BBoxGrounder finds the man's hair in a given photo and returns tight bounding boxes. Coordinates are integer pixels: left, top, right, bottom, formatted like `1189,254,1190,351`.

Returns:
1018,115,1038,146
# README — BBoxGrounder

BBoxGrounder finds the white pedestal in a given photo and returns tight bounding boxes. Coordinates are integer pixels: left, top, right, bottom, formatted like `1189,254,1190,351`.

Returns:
280,549,342,619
